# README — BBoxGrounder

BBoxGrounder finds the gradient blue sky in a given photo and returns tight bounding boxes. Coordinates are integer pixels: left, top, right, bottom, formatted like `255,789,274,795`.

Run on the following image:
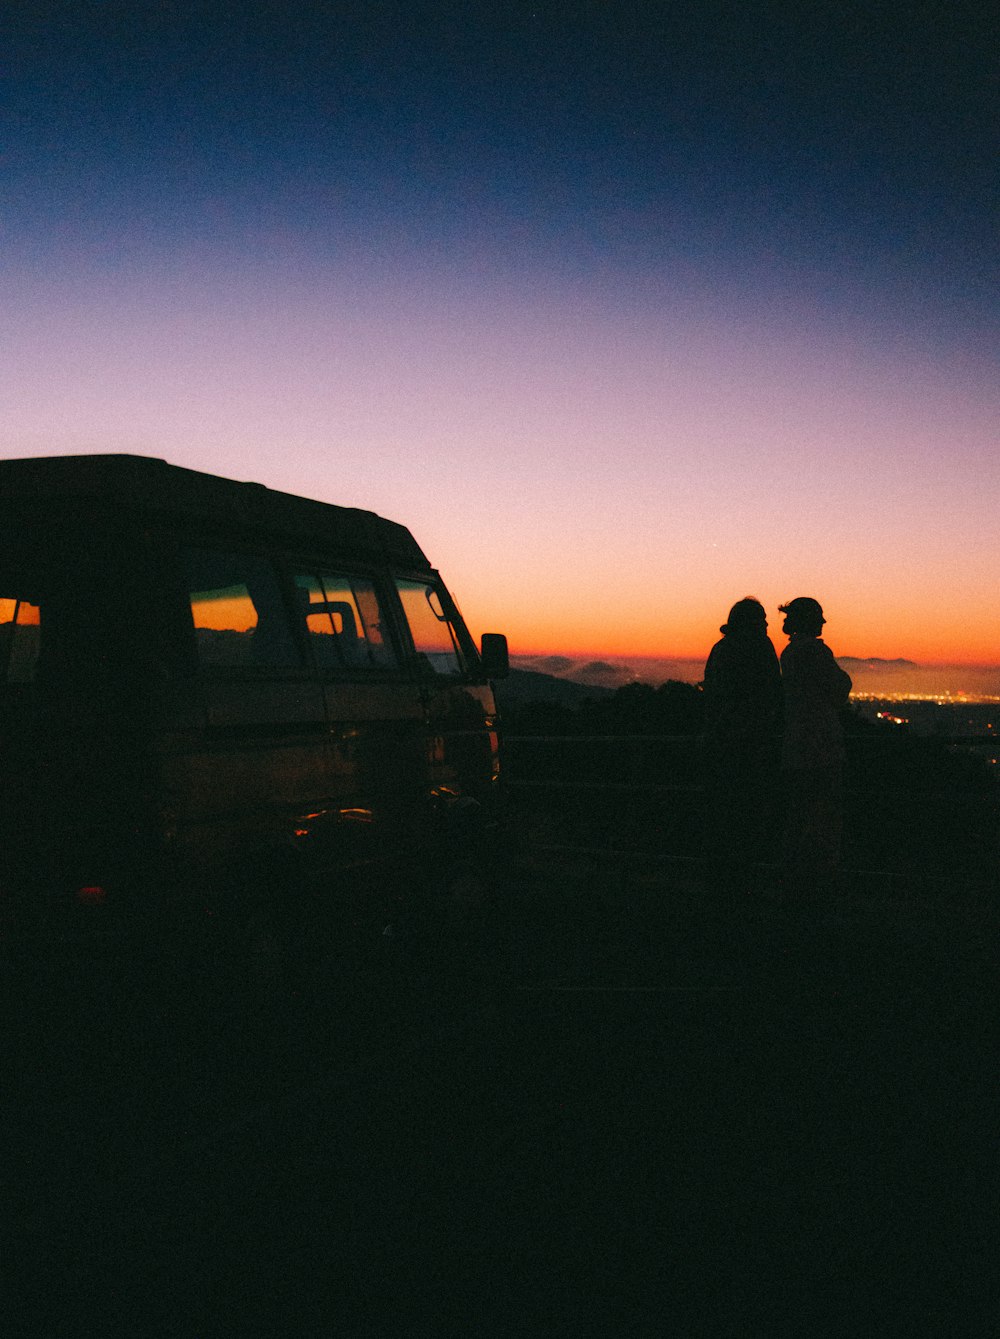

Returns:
2,2,997,665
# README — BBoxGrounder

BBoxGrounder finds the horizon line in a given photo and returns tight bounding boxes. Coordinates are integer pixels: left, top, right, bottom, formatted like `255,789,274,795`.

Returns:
510,650,1000,671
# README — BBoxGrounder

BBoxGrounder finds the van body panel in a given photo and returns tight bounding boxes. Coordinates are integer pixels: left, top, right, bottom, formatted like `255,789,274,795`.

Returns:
424,682,501,804
0,454,430,569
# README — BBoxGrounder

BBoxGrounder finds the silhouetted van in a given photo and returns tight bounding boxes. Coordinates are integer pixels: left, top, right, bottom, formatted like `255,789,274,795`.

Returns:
0,455,508,979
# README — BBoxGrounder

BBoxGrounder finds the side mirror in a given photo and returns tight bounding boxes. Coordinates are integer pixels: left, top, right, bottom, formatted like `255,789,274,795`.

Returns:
479,632,509,680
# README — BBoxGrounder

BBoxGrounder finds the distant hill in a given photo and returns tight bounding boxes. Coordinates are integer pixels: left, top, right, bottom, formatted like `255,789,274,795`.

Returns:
493,668,614,709
839,657,917,668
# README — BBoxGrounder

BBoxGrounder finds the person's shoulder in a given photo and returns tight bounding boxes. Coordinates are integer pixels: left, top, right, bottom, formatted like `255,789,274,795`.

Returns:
704,636,726,665
703,638,728,682
815,639,845,665
799,636,829,656
781,636,821,669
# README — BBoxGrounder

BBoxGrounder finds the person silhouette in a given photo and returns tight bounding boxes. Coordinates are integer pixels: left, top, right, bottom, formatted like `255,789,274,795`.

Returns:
702,597,781,899
778,597,853,900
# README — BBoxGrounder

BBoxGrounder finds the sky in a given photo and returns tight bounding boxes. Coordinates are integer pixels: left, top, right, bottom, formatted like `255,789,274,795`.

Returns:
2,2,997,670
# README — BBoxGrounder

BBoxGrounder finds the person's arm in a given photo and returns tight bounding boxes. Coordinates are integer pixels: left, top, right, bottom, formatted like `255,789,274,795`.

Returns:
820,644,852,705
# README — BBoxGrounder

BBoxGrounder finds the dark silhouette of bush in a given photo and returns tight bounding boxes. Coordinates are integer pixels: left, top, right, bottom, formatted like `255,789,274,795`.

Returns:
842,710,996,888
499,698,586,737
578,680,705,737
502,678,704,738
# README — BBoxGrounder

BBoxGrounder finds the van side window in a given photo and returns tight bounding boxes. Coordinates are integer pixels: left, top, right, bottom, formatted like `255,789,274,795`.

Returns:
0,595,41,684
292,571,396,671
185,549,300,670
395,578,464,677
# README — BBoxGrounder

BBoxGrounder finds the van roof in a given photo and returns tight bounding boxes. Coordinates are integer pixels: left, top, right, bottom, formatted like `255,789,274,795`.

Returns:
0,454,430,568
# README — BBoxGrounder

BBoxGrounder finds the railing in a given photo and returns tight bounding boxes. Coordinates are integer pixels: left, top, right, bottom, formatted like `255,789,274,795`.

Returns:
502,732,1000,896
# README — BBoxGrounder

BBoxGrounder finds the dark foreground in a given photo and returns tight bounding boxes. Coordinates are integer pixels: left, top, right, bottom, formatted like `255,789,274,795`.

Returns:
4,864,999,1337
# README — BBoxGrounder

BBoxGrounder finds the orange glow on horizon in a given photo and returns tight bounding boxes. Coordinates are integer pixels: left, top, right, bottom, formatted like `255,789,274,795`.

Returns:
467,611,1000,670
500,634,1000,670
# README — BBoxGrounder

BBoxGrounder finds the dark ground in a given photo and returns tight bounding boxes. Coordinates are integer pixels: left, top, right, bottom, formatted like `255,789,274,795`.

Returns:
4,860,999,1337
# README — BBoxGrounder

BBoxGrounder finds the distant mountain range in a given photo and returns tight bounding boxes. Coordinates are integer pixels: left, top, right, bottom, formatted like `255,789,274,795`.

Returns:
503,653,997,702
510,653,693,689
503,655,926,700
839,657,917,668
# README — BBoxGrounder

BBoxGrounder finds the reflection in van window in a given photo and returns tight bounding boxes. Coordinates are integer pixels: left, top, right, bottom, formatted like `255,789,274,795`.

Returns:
0,595,41,684
185,549,300,669
293,572,396,671
395,578,464,676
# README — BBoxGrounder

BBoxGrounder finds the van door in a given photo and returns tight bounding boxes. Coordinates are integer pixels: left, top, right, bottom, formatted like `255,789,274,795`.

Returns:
288,565,426,901
172,546,331,884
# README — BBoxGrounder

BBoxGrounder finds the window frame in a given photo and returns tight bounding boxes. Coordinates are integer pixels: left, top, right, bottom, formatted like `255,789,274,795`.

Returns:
0,515,127,687
0,596,42,685
284,560,404,680
176,540,311,681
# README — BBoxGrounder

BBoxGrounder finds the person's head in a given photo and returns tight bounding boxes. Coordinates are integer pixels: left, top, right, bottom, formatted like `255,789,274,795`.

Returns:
779,596,825,638
721,596,768,636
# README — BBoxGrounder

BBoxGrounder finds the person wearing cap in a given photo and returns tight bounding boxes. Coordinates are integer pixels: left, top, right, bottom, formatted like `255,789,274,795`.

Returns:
702,597,782,899
778,596,853,899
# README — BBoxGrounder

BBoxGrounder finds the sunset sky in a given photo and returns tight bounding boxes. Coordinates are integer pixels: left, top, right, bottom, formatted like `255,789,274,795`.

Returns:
2,3,996,668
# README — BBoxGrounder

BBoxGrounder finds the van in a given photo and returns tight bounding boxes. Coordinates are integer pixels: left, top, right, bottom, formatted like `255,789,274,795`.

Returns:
0,454,509,980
